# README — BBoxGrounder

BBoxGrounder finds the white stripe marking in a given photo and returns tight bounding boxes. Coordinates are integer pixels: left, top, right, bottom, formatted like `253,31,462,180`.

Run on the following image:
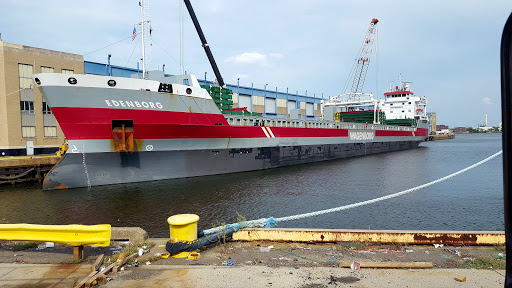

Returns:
266,127,275,138
261,127,270,138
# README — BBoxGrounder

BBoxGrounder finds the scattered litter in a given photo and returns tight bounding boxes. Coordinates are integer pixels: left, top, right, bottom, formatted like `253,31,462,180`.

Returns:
424,251,430,255
278,257,293,261
223,261,234,266
454,276,467,282
154,253,161,257
158,245,166,248
445,248,462,257
142,245,147,249
110,246,123,251
119,241,130,245
405,250,414,253
492,253,506,259
138,248,144,256
433,244,444,248
161,253,170,259
106,277,113,282
350,262,360,271
245,261,253,264
36,244,46,250
356,250,376,255
145,261,151,265
441,255,453,259
99,266,105,271
120,267,124,271
260,246,273,252
133,262,140,267
45,242,54,248
13,254,23,257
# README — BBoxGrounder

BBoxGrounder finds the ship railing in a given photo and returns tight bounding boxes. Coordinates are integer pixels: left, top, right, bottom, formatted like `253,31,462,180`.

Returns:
225,115,417,132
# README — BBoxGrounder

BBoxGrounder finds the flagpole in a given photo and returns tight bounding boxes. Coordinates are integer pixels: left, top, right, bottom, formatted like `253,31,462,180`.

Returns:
140,0,146,79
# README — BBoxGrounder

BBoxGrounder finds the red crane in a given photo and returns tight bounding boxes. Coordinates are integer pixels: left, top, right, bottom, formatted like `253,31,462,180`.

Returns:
348,18,379,94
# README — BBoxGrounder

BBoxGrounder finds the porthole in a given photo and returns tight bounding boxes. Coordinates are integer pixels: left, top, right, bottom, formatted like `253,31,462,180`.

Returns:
186,88,192,94
34,78,41,85
108,80,116,87
68,77,77,85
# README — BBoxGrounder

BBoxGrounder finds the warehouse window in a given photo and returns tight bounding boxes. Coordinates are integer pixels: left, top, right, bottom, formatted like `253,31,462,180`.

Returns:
44,126,57,137
42,102,52,114
22,126,36,138
62,69,74,74
20,101,34,114
41,66,54,73
19,64,33,89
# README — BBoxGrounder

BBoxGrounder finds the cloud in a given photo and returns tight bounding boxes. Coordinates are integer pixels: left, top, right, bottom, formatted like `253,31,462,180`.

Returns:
482,97,492,105
226,52,283,67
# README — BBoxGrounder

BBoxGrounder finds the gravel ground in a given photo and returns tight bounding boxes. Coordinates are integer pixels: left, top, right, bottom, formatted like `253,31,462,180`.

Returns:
0,239,506,287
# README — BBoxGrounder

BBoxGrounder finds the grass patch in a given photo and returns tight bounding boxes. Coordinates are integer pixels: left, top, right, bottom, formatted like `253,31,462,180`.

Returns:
494,245,506,253
467,257,506,269
106,242,155,265
13,242,39,251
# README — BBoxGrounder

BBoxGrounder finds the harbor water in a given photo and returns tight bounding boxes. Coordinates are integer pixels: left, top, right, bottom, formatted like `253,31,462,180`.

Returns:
0,133,504,237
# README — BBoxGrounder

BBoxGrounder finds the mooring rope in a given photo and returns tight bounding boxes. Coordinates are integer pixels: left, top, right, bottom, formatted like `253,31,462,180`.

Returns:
275,150,503,223
202,150,502,235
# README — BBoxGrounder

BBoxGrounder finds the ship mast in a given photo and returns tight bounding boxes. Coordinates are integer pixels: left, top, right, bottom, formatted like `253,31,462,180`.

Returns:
139,0,151,79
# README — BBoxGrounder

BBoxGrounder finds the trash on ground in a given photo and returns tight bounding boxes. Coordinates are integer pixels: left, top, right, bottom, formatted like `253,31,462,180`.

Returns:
492,252,506,259
13,254,23,257
138,248,144,256
424,251,430,255
454,276,467,282
145,261,151,265
405,250,414,253
260,246,273,252
433,244,444,248
45,242,54,248
350,261,361,270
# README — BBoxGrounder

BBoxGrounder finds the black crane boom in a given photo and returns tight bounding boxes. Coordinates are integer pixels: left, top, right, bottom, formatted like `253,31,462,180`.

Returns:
183,0,225,87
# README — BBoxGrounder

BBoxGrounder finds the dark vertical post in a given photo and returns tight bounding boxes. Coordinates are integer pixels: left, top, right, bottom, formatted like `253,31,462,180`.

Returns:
500,12,512,288
183,0,225,87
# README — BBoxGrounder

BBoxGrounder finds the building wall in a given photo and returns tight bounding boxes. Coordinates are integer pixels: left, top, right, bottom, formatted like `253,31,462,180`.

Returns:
0,38,83,156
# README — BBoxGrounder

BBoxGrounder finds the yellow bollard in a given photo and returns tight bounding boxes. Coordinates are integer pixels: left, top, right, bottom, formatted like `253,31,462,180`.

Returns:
167,214,200,258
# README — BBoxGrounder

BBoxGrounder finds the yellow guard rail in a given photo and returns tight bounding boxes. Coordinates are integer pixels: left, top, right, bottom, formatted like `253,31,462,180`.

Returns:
0,224,111,246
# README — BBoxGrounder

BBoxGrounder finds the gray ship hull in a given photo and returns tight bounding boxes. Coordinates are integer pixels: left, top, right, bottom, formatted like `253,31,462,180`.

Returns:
43,140,422,189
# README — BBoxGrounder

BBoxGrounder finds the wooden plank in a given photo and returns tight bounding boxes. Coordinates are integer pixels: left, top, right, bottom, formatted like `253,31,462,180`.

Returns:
85,262,116,288
339,261,433,269
113,252,136,273
73,271,98,288
90,254,104,272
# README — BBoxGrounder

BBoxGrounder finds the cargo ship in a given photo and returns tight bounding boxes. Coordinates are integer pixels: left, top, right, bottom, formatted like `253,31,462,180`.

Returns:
34,1,429,190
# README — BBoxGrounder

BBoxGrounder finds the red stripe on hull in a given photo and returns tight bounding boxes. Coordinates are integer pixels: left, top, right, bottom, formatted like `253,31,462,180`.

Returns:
52,107,427,140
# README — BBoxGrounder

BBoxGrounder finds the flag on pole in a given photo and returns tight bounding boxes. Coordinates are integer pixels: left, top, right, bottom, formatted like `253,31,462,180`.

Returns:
150,26,153,36
132,27,137,41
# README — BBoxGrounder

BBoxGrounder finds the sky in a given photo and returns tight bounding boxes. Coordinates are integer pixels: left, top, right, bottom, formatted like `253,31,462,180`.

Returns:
1,0,511,127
